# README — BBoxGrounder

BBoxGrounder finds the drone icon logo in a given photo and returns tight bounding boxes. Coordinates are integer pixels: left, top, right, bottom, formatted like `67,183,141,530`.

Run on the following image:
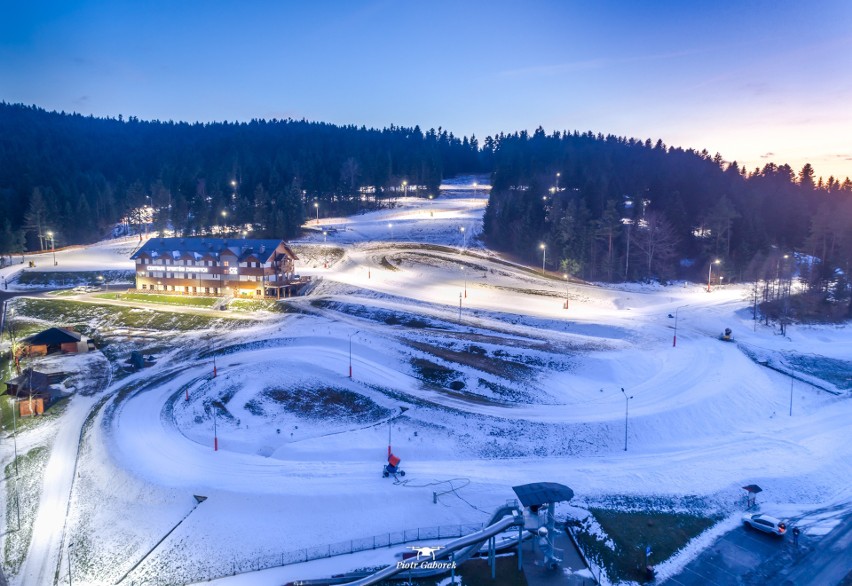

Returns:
407,546,444,560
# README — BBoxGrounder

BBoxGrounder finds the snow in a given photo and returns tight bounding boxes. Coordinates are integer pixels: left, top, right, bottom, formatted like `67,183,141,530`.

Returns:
1,175,850,585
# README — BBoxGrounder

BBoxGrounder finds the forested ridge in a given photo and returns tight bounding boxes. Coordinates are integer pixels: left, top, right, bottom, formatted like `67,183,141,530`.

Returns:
0,102,479,250
1,103,850,315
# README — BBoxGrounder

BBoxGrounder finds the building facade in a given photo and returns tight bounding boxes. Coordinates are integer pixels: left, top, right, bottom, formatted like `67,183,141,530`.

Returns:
130,237,298,298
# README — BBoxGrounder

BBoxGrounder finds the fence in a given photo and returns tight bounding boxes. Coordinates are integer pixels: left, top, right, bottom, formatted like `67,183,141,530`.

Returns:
132,522,486,584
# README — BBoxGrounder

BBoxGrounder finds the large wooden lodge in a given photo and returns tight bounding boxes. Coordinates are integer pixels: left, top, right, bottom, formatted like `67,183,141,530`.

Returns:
130,237,299,298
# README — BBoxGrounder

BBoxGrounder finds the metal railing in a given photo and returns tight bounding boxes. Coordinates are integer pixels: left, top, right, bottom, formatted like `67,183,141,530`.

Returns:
127,522,485,585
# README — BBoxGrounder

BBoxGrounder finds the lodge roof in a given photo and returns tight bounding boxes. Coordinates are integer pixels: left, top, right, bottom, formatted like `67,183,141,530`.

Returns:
130,237,297,263
23,327,85,346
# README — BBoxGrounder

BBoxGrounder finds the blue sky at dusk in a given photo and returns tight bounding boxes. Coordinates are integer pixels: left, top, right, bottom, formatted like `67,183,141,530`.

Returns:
3,0,851,180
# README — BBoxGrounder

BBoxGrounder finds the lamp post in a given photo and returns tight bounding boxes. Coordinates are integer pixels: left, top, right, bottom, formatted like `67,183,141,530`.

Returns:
563,273,569,309
428,194,434,216
68,541,73,586
460,226,466,249
402,180,408,198
212,406,218,451
707,259,720,292
540,243,546,272
789,374,794,417
221,210,228,236
388,223,394,240
673,304,688,347
556,172,560,192
6,397,20,530
620,388,633,451
462,264,467,298
47,231,56,265
348,330,359,378
314,202,319,225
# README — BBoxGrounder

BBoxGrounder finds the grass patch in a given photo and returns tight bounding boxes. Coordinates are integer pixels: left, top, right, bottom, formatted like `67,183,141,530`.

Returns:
407,340,533,381
784,354,852,390
310,299,442,330
4,446,50,575
14,269,132,287
228,298,286,313
410,357,459,387
9,298,254,332
380,256,399,271
93,292,218,307
259,386,391,421
574,508,719,583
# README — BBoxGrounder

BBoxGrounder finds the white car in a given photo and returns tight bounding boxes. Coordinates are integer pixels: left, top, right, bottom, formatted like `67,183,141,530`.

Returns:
742,513,787,536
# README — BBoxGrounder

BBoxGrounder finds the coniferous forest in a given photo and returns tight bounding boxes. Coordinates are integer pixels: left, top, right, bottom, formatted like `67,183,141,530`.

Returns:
1,103,850,316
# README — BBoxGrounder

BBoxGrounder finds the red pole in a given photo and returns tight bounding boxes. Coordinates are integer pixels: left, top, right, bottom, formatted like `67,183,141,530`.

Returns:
213,356,217,378
185,388,189,401
672,335,677,347
214,436,218,451
349,365,352,378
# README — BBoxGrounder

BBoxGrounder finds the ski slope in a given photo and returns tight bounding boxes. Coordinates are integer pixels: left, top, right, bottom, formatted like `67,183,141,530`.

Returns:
3,176,850,585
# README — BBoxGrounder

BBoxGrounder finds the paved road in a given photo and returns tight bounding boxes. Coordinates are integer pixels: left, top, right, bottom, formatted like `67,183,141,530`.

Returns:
664,512,852,585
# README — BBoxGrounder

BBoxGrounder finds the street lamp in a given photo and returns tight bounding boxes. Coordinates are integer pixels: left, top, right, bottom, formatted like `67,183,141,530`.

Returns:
563,273,569,309
5,397,20,530
348,330,359,378
212,406,218,451
673,304,688,347
428,194,434,216
707,259,720,292
47,231,56,265
323,230,327,243
314,202,319,225
68,541,73,586
388,223,394,239
459,226,466,248
462,264,467,298
402,180,408,197
556,172,561,191
620,388,633,451
539,243,547,272
221,210,228,236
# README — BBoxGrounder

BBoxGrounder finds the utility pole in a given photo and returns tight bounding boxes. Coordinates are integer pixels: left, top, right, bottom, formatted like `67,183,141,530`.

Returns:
621,388,633,451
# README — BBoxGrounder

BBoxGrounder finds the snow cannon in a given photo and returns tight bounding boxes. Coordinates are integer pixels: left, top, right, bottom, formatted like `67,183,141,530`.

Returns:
382,418,406,478
383,451,405,477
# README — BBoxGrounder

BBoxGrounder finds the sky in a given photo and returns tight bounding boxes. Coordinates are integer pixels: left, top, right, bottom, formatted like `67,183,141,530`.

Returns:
2,0,852,180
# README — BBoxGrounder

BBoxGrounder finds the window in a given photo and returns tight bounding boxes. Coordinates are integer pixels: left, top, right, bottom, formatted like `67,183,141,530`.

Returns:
141,284,147,290
223,261,229,267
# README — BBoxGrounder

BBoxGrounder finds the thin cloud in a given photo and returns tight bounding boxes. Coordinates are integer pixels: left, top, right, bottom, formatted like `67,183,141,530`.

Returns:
500,49,701,77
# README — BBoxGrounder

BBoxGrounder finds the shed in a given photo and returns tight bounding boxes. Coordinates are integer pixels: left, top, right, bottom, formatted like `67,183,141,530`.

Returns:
22,327,93,355
3,368,66,417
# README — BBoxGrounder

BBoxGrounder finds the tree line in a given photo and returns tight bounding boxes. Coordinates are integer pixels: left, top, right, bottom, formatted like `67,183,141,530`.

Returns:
0,102,480,252
483,128,852,317
1,104,849,316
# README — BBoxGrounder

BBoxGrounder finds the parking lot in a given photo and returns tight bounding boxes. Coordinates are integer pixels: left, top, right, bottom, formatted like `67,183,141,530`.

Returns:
663,524,798,585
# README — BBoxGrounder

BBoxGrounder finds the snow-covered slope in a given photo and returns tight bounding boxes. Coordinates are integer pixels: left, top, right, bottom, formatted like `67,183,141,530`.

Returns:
3,176,850,585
